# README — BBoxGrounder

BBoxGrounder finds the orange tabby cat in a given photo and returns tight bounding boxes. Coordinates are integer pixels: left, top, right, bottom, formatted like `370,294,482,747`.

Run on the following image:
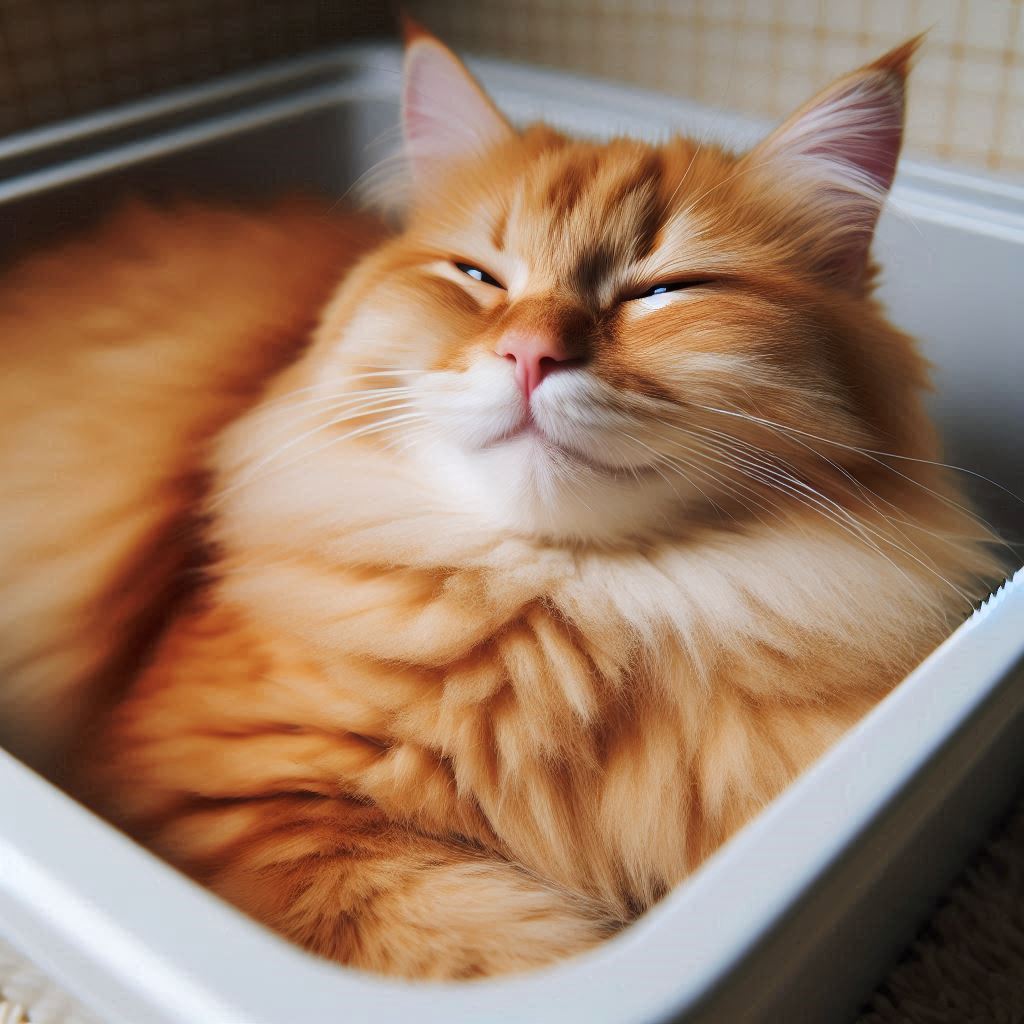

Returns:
50,31,1001,978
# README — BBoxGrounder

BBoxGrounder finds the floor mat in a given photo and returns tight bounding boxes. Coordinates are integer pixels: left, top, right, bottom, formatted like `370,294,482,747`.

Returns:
858,794,1024,1023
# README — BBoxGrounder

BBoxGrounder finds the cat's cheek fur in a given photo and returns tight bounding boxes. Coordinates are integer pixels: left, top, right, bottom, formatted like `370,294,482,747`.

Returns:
413,357,524,449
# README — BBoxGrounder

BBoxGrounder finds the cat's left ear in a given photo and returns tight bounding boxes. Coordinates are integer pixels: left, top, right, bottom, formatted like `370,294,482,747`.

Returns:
402,20,515,189
744,36,921,286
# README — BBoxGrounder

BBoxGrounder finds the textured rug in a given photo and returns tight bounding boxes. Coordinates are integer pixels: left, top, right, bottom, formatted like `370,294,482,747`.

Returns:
3,796,1024,1023
0,939,97,1024
857,794,1024,1024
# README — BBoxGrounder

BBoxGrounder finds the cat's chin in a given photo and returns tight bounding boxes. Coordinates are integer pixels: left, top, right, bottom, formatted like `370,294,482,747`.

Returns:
482,421,644,478
414,430,690,545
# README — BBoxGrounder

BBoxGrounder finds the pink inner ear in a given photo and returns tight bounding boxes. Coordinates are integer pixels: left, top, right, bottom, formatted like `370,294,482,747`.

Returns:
758,69,906,207
750,67,907,285
402,39,512,177
798,76,904,197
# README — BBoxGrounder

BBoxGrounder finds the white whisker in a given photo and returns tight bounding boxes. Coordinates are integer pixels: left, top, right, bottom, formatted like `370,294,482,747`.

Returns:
693,403,1016,527
216,404,424,499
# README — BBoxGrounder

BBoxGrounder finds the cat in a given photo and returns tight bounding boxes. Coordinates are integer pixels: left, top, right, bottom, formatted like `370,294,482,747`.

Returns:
6,27,1001,980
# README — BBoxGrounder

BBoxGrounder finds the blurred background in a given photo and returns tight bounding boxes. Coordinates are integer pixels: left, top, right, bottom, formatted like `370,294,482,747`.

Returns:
0,0,1021,175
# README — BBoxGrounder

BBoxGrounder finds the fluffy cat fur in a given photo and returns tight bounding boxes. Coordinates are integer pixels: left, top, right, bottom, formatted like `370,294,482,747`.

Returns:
0,199,384,766
3,32,1003,979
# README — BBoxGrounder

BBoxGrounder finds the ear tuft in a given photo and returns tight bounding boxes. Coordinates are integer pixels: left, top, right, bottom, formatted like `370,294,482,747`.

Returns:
869,32,925,78
402,27,514,190
399,12,432,47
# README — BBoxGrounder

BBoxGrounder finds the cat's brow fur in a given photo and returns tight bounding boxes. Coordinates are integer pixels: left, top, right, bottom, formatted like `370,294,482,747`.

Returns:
0,33,1003,980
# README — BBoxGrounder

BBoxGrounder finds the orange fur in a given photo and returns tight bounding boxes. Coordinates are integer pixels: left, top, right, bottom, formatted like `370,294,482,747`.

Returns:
5,35,1004,979
0,198,384,767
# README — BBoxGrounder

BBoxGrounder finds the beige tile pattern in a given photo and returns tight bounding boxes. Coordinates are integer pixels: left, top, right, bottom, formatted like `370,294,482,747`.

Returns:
0,0,390,137
406,0,1024,175
1,2,1020,174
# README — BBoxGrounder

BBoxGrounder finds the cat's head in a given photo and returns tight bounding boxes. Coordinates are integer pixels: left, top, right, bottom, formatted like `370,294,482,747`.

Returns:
227,29,933,548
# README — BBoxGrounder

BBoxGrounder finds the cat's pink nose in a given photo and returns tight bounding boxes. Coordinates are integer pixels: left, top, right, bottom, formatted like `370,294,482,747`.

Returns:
495,331,577,401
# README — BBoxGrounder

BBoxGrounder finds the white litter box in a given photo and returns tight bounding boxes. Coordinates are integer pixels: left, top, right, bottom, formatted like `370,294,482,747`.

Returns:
1,44,1022,1024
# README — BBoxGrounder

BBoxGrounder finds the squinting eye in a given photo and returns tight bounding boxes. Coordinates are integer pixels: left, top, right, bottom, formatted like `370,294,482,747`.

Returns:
632,280,711,299
455,262,505,288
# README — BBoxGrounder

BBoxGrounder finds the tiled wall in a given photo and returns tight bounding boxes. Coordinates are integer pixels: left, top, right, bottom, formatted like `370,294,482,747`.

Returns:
406,0,1024,175
1,2,1020,175
0,1,390,136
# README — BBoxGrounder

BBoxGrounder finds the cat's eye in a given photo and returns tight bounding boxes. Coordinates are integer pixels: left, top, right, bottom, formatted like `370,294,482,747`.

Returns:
454,262,505,289
630,280,712,300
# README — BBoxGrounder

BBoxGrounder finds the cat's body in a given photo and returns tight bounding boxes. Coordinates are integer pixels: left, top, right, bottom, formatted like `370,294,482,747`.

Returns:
80,485,967,977
3,32,1002,979
0,199,384,767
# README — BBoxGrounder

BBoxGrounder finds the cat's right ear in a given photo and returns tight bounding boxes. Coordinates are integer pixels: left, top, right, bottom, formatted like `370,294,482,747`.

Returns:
402,20,514,189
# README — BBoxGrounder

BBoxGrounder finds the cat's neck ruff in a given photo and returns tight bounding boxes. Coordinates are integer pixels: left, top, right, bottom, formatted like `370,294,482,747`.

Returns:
211,423,965,700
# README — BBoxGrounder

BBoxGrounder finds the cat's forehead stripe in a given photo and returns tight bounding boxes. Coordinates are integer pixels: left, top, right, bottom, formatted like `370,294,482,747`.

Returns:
490,204,508,252
542,149,601,222
504,145,672,291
